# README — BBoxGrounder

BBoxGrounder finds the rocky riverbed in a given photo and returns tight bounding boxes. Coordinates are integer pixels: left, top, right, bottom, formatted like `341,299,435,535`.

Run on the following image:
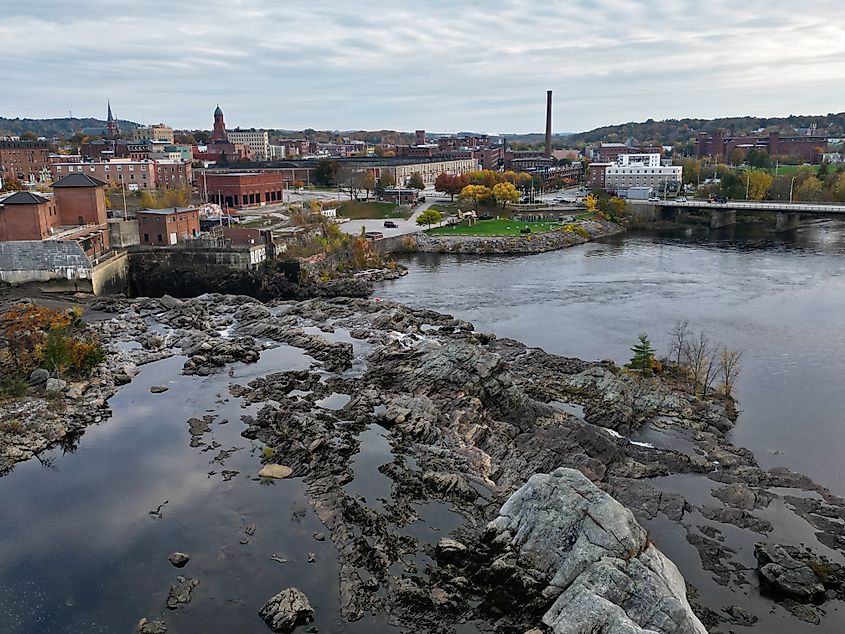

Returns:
409,218,622,254
2,293,844,633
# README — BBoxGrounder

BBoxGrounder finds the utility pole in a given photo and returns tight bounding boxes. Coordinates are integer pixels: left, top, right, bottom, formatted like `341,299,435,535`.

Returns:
121,180,128,220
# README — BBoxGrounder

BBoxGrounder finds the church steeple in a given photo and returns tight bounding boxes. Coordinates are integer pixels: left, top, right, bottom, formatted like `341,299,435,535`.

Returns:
210,104,228,142
106,100,119,139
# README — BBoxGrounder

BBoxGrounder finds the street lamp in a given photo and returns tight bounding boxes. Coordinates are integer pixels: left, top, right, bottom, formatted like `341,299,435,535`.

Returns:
789,176,797,203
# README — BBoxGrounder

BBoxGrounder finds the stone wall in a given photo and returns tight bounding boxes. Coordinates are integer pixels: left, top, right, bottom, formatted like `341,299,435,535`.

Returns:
91,251,129,296
108,219,140,248
406,219,622,255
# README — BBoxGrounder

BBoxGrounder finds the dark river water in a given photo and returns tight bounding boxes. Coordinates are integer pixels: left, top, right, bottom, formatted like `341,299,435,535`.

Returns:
2,219,845,633
377,220,845,498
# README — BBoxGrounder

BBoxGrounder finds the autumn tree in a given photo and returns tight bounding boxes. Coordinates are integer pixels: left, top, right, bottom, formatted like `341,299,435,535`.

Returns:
434,173,467,200
492,182,520,208
794,176,823,202
458,184,495,210
466,170,500,188
744,171,773,201
407,172,425,190
416,209,442,228
584,193,598,212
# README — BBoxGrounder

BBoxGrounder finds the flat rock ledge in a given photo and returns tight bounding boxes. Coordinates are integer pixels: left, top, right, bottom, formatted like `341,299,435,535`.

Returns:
486,468,707,634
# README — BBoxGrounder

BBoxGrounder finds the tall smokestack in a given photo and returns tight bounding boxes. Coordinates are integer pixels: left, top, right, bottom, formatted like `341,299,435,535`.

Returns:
544,90,553,158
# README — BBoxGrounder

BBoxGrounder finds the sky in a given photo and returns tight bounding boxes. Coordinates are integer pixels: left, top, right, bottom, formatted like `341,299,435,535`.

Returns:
1,0,845,134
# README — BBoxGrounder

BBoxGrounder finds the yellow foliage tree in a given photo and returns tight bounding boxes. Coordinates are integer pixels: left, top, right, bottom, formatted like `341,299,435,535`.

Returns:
584,193,599,212
746,171,773,201
458,184,494,209
492,182,520,208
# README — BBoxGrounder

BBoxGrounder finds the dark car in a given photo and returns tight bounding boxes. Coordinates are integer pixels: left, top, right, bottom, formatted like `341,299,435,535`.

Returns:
383,220,398,228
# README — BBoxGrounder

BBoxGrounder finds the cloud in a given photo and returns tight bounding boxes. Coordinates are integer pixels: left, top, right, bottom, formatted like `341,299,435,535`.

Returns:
1,0,843,132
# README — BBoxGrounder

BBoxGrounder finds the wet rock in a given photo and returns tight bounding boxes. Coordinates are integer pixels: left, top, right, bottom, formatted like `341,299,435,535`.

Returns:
713,482,756,510
159,294,183,309
150,385,169,394
723,605,758,626
258,587,314,632
435,538,467,564
701,506,772,533
259,464,293,479
168,552,190,568
166,576,198,609
782,599,821,624
313,532,325,541
486,468,707,634
136,617,167,633
45,378,67,393
29,368,49,385
755,543,826,599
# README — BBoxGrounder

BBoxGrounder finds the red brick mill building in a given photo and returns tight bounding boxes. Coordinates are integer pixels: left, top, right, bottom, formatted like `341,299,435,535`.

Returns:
202,172,291,208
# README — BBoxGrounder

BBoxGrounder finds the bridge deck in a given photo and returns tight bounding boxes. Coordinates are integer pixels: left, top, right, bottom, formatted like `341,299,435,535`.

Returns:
646,200,845,214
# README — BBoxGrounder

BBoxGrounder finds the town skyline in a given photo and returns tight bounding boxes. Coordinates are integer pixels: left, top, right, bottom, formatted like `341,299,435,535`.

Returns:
3,0,845,133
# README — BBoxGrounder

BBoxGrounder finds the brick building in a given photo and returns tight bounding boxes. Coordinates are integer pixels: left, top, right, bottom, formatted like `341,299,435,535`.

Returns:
203,172,284,207
133,124,174,143
137,207,200,245
694,130,828,164
0,191,60,241
52,173,108,226
587,163,611,189
51,159,191,191
0,140,51,184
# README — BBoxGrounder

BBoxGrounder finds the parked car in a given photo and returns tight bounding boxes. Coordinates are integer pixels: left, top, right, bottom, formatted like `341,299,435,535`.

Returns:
383,220,398,228
676,197,688,202
364,231,384,240
648,196,661,202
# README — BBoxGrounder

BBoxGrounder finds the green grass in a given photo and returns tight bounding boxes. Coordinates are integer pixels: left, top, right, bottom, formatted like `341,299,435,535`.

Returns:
759,164,819,176
427,203,459,215
337,201,410,220
427,218,562,236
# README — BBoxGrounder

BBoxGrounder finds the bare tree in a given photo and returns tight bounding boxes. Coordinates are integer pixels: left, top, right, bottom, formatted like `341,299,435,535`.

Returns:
719,348,743,396
682,331,719,396
668,320,690,366
336,166,366,200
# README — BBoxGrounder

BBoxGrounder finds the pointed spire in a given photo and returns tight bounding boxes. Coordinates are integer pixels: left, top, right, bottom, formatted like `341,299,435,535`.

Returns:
107,100,114,122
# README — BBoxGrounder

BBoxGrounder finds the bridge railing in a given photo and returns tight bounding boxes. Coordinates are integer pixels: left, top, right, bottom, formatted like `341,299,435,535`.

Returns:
650,200,845,213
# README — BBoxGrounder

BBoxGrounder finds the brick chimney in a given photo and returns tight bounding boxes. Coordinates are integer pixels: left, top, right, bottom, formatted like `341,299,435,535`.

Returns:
545,90,553,158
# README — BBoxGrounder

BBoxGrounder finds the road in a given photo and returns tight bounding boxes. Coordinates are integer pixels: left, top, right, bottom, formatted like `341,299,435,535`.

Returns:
338,187,450,237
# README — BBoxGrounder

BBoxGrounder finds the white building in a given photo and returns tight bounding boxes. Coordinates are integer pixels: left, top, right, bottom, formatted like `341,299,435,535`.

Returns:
226,129,270,161
605,153,682,191
268,145,287,160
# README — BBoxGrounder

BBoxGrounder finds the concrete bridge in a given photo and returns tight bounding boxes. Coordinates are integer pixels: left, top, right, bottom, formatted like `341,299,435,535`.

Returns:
652,199,845,232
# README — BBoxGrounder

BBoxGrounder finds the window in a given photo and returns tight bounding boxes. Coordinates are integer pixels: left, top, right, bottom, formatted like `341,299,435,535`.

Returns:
157,234,163,243
144,233,149,242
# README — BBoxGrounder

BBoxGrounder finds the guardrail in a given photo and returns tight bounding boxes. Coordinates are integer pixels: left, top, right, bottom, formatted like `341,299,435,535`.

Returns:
649,200,845,213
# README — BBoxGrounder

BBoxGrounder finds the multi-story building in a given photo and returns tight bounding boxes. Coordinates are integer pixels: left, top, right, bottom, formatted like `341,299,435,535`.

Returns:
132,124,175,143
602,154,682,191
0,140,51,184
0,191,61,241
226,129,270,161
587,163,612,189
154,160,193,189
203,172,285,208
137,207,200,245
52,160,156,191
275,139,309,157
694,129,828,164
597,143,663,163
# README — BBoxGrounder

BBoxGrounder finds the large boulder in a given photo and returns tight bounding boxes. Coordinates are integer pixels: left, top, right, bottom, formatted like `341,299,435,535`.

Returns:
754,543,828,600
259,587,314,632
486,468,707,634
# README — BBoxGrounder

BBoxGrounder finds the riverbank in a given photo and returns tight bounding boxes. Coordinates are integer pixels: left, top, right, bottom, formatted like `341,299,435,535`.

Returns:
406,218,622,254
2,292,843,632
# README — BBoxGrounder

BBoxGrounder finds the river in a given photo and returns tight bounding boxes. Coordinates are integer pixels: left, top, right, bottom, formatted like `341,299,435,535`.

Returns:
2,219,844,633
376,220,845,498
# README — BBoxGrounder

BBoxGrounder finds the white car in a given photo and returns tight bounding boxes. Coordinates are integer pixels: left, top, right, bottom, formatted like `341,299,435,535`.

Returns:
676,197,687,202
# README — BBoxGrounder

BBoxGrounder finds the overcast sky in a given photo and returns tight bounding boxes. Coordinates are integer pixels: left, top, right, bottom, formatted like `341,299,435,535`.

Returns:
2,0,844,133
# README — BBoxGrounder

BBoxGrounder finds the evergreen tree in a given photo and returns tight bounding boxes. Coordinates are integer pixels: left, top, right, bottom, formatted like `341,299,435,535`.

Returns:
627,334,656,373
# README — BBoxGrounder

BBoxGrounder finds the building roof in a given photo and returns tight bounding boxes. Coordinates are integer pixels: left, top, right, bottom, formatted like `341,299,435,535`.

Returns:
52,173,108,188
0,191,49,205
138,207,198,215
214,105,224,117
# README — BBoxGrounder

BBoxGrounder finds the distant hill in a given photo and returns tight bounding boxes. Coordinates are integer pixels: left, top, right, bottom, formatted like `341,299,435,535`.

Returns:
567,113,845,148
0,117,140,139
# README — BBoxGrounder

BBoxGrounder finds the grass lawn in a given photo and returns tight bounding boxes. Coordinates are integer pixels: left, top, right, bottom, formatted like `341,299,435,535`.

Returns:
337,201,411,220
759,164,819,176
427,203,459,215
426,218,562,236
